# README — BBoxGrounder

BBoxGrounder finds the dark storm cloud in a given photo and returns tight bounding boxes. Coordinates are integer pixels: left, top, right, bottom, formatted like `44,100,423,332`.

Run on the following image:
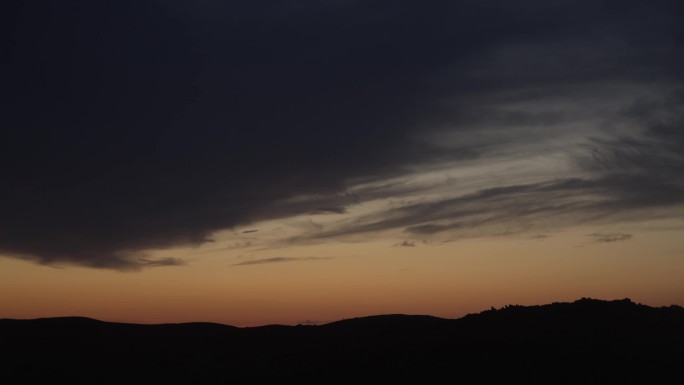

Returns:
1,0,681,268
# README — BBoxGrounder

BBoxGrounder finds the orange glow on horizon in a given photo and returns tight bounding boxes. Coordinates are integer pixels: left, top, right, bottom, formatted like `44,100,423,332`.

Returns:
2,222,683,327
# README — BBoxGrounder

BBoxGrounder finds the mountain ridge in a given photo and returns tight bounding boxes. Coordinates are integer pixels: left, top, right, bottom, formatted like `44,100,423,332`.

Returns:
5,297,680,328
2,298,683,384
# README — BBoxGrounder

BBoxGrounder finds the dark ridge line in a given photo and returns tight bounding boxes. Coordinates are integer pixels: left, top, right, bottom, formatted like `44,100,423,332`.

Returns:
2,297,681,328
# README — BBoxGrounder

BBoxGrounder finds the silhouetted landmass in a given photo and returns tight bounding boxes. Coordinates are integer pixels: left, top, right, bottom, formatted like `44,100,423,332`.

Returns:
2,298,683,384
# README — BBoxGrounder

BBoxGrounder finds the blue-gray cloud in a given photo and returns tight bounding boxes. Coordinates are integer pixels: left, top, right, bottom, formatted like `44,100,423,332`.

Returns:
232,257,331,266
588,233,633,243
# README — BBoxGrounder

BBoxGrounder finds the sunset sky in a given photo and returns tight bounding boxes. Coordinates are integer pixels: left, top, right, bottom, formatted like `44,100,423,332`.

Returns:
2,0,683,326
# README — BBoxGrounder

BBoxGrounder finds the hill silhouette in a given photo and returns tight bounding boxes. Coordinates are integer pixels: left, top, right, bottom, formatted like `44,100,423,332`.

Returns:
2,298,683,384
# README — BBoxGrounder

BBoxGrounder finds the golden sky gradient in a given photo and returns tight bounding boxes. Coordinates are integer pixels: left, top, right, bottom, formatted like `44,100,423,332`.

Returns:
3,220,682,326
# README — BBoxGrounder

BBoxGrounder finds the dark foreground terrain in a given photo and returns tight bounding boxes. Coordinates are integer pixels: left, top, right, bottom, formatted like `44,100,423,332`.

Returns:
2,298,683,384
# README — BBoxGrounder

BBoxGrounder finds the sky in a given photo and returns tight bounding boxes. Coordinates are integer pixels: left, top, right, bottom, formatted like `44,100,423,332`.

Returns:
1,0,683,326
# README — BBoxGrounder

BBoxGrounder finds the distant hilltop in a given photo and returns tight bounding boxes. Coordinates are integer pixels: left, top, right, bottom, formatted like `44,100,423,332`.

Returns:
2,298,683,384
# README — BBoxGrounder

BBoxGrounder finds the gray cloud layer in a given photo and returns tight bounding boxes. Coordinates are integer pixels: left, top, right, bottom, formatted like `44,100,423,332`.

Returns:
301,122,684,243
1,0,681,268
232,257,330,266
588,233,633,243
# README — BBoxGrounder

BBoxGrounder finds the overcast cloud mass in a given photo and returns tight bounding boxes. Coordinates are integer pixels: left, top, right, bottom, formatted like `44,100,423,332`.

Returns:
1,0,682,269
